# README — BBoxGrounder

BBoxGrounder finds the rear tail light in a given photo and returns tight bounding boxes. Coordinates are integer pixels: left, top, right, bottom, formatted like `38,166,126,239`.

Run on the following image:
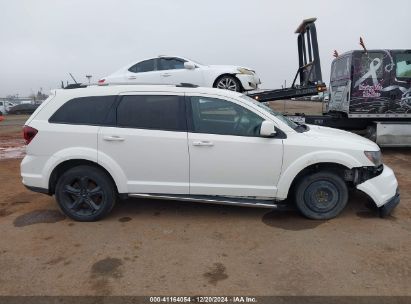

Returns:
98,78,106,85
23,125,38,145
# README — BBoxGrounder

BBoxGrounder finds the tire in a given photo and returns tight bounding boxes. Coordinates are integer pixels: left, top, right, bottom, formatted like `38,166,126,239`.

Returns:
55,165,116,221
214,75,242,92
294,171,348,220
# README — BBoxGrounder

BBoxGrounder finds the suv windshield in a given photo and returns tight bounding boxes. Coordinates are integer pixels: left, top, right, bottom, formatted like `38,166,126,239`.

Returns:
240,95,299,130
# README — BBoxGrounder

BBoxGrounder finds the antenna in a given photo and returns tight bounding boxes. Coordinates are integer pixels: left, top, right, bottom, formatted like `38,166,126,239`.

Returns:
69,73,78,84
333,50,339,58
359,37,367,54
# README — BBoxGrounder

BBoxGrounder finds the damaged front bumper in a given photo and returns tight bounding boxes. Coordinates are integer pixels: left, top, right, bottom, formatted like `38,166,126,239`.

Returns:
356,164,400,217
236,73,261,90
378,189,400,218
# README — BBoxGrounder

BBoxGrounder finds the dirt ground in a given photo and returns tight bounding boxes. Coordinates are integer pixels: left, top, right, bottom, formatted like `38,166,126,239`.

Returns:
0,112,410,296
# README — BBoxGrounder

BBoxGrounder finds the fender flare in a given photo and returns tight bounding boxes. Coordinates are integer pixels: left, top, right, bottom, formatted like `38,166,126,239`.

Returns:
43,148,128,194
276,150,362,199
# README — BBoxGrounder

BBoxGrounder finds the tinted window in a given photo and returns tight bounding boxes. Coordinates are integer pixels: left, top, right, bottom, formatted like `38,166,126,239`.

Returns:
158,58,186,70
331,56,351,80
49,96,116,125
129,59,155,73
0,102,3,106
190,96,263,136
395,53,411,78
117,95,186,131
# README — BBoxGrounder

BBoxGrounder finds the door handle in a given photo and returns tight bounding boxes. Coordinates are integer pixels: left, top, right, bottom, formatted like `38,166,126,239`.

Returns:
128,76,137,80
161,73,171,77
103,135,125,142
192,141,214,147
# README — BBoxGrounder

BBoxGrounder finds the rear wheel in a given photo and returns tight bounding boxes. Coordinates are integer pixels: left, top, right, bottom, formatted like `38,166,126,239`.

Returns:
214,75,242,92
294,171,348,220
55,165,116,221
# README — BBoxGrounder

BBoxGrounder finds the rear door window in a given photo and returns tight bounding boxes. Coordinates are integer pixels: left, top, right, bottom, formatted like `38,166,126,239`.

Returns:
117,95,186,131
49,96,116,125
128,59,156,73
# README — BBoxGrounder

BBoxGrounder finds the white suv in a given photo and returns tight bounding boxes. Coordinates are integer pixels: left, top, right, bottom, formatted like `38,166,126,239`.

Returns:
21,84,399,221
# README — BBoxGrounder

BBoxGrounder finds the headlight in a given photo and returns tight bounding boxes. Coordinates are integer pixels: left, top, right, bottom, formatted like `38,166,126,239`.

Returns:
237,68,254,75
364,151,382,166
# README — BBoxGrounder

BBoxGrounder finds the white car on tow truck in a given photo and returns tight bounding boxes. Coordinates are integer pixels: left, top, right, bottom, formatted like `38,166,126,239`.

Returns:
99,55,261,92
21,84,399,221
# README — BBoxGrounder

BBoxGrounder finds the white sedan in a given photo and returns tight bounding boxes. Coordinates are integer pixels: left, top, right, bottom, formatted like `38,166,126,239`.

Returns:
99,55,261,92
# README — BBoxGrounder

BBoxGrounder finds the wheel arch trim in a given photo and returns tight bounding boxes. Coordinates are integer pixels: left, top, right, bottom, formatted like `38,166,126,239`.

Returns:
43,148,127,194
276,151,361,199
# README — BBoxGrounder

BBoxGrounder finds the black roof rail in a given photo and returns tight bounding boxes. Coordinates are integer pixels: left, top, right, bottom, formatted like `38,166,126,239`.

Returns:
176,83,199,88
64,83,87,89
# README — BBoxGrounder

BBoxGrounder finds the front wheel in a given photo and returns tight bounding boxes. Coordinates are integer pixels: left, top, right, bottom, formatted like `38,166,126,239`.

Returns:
55,165,117,221
214,75,242,92
294,171,348,220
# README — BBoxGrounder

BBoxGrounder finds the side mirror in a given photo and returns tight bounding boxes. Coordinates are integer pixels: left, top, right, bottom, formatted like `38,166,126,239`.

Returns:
184,62,196,70
260,120,277,137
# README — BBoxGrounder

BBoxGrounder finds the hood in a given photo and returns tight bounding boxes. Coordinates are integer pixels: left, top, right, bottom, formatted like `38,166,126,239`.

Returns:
305,124,380,151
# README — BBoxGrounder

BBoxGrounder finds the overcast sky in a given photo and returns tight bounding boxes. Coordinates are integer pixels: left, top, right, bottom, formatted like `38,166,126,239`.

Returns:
0,0,410,97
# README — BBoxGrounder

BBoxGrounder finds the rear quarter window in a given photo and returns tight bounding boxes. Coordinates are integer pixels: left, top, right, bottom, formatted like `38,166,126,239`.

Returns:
49,96,116,125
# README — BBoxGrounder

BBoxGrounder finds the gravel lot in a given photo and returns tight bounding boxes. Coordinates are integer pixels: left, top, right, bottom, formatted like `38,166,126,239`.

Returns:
0,112,410,296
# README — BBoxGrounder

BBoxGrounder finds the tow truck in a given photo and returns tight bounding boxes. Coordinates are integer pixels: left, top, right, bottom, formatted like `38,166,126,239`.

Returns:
248,18,411,147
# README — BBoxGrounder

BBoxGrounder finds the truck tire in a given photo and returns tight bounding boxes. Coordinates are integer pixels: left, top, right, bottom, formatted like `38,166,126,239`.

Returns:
55,165,117,221
294,171,348,220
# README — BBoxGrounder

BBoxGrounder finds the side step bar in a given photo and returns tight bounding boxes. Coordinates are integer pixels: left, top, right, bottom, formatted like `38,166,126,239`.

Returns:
128,193,289,209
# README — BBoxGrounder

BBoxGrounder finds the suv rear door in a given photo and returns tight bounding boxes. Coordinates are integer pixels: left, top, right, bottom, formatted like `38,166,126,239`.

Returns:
98,92,189,194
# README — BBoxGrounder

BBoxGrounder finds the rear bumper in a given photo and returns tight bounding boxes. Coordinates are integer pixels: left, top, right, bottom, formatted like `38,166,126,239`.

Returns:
236,74,261,91
379,189,400,217
356,164,399,213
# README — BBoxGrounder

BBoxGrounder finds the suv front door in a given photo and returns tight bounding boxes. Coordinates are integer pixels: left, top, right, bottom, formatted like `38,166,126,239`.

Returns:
98,93,189,194
187,94,283,198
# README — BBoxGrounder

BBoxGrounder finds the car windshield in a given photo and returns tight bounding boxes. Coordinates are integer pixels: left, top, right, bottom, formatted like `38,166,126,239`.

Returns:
240,95,298,130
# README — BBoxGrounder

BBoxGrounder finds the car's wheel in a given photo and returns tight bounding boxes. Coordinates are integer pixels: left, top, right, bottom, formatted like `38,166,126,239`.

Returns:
214,75,242,92
55,165,116,221
294,171,348,220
